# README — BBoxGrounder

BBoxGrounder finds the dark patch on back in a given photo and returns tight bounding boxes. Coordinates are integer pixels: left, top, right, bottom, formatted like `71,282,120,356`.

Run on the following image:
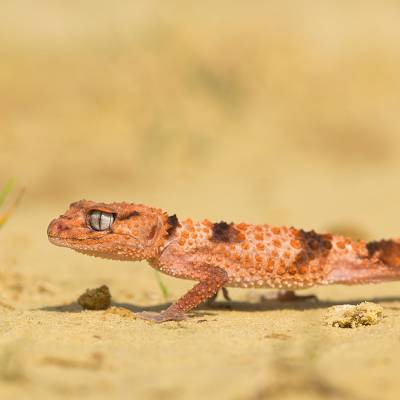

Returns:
367,240,400,267
118,210,140,221
292,229,333,271
298,230,333,256
167,214,179,236
211,221,240,243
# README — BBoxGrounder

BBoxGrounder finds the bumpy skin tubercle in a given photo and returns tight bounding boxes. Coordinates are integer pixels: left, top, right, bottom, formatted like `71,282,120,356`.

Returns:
48,200,400,322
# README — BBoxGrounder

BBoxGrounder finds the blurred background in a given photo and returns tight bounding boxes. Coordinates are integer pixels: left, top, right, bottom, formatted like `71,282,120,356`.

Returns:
1,1,400,399
1,0,400,234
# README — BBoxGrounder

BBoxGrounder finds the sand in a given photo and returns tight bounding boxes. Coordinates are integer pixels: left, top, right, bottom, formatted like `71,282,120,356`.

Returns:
0,208,399,400
2,1,400,398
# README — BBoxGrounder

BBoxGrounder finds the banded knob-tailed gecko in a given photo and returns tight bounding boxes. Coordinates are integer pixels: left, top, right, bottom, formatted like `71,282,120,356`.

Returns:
47,200,400,322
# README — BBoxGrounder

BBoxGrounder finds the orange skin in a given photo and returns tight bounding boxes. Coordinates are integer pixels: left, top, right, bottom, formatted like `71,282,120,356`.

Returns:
48,200,400,322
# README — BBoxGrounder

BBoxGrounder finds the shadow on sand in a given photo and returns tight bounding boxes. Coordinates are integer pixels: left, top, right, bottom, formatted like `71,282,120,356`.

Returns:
38,295,400,315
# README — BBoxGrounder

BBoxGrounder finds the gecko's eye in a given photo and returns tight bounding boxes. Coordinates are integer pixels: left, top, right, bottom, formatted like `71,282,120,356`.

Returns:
88,210,115,231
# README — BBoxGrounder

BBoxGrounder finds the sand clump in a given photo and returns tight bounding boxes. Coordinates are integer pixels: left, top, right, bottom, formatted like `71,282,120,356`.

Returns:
77,285,111,310
324,302,384,328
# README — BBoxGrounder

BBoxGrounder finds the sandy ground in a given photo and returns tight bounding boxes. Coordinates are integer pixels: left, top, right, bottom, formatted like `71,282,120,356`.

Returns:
1,206,400,400
2,1,400,398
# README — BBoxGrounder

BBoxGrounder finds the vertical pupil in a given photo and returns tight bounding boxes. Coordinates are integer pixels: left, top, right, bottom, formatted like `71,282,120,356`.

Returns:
90,211,101,230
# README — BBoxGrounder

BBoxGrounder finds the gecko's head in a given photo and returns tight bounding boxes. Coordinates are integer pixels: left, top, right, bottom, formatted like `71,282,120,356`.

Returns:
47,200,172,260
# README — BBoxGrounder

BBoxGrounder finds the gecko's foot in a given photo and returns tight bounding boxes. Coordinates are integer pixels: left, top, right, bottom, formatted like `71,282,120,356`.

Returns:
265,290,318,302
135,311,186,323
206,287,232,308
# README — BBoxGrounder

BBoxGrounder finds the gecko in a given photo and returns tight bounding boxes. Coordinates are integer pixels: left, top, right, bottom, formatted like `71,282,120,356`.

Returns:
47,200,400,322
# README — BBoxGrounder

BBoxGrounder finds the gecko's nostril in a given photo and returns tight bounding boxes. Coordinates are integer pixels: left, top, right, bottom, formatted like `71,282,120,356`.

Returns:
56,222,70,232
47,219,69,236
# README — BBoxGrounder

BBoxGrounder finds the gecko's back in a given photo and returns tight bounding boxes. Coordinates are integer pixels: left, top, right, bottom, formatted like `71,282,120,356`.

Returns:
163,219,369,290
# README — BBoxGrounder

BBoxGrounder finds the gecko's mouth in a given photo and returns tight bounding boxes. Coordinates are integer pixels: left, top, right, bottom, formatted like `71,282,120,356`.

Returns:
47,234,102,247
47,234,65,245
47,235,80,250
71,247,131,261
48,234,104,242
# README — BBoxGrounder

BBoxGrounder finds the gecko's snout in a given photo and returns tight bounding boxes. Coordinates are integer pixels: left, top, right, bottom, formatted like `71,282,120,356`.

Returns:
47,217,71,239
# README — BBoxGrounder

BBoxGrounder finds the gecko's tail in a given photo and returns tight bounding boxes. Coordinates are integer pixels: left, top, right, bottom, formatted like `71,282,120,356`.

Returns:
326,239,400,285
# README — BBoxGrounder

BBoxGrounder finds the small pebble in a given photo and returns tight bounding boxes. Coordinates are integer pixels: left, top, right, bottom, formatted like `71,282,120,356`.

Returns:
78,285,111,310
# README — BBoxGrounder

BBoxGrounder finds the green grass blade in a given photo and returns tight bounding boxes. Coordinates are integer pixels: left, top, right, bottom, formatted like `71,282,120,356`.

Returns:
154,271,169,300
0,183,24,229
0,179,15,208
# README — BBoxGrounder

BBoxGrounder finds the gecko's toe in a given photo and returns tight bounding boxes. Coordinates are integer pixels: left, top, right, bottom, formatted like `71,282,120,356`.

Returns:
206,287,232,308
136,311,186,323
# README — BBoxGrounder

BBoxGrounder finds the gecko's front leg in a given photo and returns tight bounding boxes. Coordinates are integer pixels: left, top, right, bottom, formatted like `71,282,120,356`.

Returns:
137,264,228,323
